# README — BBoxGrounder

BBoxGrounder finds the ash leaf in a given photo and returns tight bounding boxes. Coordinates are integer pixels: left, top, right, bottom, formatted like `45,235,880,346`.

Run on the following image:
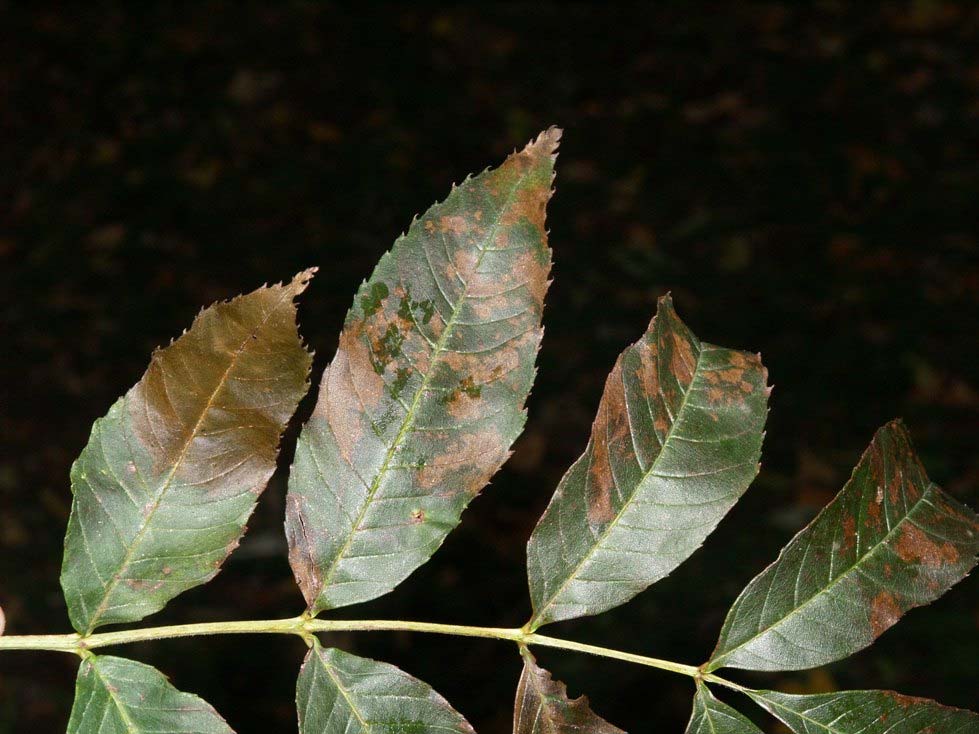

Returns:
60,271,315,633
709,420,979,672
527,295,769,629
286,129,560,613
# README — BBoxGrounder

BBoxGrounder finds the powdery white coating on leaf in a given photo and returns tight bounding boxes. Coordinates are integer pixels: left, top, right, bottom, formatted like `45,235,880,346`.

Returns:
296,644,475,734
526,295,769,629
66,655,234,734
513,650,624,734
748,689,979,734
709,420,979,672
61,271,315,633
286,129,560,613
685,684,763,734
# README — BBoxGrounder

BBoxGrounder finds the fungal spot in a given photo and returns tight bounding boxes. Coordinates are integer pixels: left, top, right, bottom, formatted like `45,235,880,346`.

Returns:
459,376,482,399
841,515,856,553
869,590,902,636
389,367,412,400
359,281,389,318
410,509,425,524
894,524,960,567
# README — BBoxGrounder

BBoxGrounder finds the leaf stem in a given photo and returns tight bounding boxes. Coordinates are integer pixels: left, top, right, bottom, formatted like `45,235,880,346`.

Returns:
0,617,708,682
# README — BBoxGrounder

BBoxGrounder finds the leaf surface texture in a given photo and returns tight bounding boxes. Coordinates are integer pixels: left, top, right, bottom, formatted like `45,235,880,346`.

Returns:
296,644,474,734
709,420,979,671
513,650,623,734
61,272,314,633
526,295,769,628
685,684,762,734
66,655,234,734
286,130,559,612
747,689,979,734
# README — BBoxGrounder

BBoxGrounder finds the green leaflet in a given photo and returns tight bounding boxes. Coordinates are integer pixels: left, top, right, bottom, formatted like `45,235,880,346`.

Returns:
526,295,769,629
296,643,474,734
513,649,624,734
286,129,559,613
685,684,762,734
708,421,979,672
60,272,314,634
747,689,979,734
67,655,233,734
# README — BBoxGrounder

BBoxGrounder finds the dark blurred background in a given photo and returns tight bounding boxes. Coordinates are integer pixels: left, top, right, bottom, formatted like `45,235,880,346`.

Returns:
1,2,977,732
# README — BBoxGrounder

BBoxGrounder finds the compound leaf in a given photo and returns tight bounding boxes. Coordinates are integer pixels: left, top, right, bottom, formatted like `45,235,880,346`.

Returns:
747,689,979,734
67,655,234,734
286,129,559,613
526,295,769,629
513,649,624,734
685,684,762,734
61,271,314,633
296,643,474,734
709,420,979,672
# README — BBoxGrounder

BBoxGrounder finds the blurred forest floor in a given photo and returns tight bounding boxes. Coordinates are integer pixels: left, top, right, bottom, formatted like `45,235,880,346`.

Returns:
1,2,977,732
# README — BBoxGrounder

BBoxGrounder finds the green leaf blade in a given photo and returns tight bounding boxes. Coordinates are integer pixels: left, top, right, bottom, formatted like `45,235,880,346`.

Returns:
513,649,624,734
67,655,234,734
709,420,979,672
748,689,979,734
526,295,769,629
686,684,763,734
296,644,475,734
286,129,559,613
60,271,314,633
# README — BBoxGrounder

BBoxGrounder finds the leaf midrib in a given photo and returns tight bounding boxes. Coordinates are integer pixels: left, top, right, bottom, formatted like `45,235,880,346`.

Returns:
315,649,369,729
710,484,937,670
314,166,531,607
84,287,294,634
752,693,852,734
529,337,706,629
91,660,139,734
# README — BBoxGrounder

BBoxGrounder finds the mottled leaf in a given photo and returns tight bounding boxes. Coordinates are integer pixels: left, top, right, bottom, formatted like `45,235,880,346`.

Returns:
747,689,979,734
67,655,234,734
708,420,979,672
286,129,559,613
526,295,769,629
686,684,762,734
296,643,474,734
61,271,314,633
513,649,624,734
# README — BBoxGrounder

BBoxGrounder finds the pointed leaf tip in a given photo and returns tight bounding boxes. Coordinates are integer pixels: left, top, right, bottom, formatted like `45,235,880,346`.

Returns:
525,126,563,158
709,420,979,671
527,296,769,628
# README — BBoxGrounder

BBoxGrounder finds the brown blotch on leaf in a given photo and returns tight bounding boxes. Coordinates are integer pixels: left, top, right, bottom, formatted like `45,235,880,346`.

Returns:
894,524,960,567
841,515,856,554
417,430,504,493
869,590,902,636
285,494,323,607
586,361,629,526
